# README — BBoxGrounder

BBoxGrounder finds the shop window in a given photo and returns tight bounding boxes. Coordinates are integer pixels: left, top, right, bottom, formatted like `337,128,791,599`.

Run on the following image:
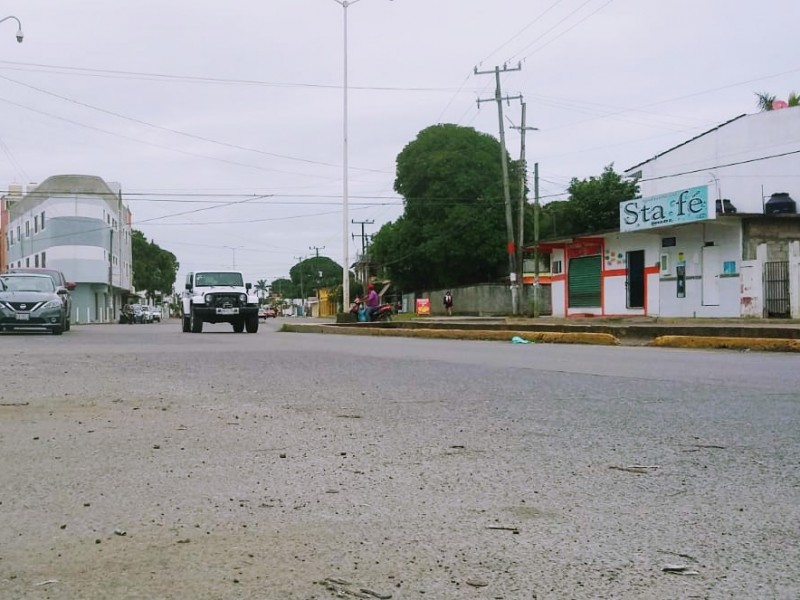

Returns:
552,260,563,274
660,254,669,274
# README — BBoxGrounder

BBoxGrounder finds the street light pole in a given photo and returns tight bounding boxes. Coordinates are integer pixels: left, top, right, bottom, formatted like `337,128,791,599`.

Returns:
224,246,241,270
0,15,24,43
331,0,362,314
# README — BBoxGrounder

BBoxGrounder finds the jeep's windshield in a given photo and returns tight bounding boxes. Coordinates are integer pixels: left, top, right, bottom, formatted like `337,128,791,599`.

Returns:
195,272,243,287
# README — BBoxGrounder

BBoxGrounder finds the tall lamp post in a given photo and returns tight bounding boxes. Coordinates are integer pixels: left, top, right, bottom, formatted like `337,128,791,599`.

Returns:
331,0,360,313
330,0,391,312
224,246,241,270
0,15,24,43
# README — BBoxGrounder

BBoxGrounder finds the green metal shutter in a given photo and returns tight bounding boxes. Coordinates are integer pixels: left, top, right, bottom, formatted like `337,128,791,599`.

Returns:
568,255,601,308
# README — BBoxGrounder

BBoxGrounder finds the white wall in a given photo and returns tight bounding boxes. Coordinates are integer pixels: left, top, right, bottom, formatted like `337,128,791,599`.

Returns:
657,222,741,317
628,108,800,215
601,232,660,316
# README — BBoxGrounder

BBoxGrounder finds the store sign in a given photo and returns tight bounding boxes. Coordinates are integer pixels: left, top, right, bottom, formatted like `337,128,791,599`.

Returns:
620,185,712,232
415,298,431,315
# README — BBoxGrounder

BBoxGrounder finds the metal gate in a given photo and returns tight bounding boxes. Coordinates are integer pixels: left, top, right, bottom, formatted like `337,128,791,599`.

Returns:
763,261,789,318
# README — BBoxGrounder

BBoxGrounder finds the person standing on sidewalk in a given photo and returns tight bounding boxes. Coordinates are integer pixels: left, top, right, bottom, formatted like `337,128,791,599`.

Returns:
443,290,453,316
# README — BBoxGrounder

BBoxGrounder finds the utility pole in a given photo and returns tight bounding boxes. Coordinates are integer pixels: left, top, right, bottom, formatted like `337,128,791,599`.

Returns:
309,245,325,258
351,218,374,286
475,62,522,315
351,219,374,255
533,162,540,318
510,100,538,316
294,256,306,316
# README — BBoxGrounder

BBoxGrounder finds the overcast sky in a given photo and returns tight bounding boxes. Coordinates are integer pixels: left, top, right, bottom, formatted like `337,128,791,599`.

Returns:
2,0,799,287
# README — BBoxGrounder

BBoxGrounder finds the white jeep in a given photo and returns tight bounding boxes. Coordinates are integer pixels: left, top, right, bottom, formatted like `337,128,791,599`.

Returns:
181,271,260,333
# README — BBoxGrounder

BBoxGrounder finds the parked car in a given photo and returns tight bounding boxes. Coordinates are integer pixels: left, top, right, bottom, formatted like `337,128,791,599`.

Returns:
0,273,68,335
259,306,277,319
8,268,76,331
141,306,154,323
130,304,146,324
151,306,162,322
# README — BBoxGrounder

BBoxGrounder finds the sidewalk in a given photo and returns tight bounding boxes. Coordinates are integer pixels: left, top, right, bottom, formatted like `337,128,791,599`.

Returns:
282,315,800,352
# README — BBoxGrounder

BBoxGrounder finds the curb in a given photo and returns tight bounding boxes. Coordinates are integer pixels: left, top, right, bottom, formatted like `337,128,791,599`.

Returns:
650,335,800,353
281,324,620,346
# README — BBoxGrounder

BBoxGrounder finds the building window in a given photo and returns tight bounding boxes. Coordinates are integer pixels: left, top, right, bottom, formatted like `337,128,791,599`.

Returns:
35,254,39,268
25,257,29,267
552,260,563,275
41,211,46,230
34,215,39,233
41,251,46,268
660,254,669,274
16,225,21,240
9,230,13,245
25,221,30,237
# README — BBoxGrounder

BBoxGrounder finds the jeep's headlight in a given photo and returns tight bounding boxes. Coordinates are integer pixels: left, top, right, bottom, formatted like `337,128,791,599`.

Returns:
239,293,247,303
41,300,62,310
204,294,213,304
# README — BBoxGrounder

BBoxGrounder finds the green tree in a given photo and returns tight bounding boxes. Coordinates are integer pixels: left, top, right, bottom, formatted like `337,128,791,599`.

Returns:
289,256,342,298
270,277,296,299
755,91,799,110
131,230,179,299
370,123,523,291
561,165,639,236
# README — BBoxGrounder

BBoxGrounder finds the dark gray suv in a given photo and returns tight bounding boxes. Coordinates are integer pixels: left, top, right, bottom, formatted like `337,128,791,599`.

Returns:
8,268,76,331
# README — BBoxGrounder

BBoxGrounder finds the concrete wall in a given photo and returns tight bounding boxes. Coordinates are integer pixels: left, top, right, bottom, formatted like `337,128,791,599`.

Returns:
406,283,552,317
790,241,800,319
656,221,742,318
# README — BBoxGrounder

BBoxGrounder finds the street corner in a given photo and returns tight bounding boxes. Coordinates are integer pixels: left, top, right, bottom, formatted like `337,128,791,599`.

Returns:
649,335,800,353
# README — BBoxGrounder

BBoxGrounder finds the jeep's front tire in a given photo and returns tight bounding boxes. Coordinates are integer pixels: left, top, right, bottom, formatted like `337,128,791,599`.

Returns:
190,309,203,333
232,320,245,333
245,315,259,333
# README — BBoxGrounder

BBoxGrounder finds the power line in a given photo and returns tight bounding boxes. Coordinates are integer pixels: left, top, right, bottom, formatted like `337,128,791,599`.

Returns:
0,60,474,93
0,74,387,174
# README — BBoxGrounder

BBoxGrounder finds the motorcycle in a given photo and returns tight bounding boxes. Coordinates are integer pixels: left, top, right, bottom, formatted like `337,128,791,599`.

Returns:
350,297,393,322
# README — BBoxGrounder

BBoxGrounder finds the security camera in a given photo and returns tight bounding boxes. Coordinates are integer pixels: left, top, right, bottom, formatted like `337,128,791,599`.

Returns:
16,29,23,43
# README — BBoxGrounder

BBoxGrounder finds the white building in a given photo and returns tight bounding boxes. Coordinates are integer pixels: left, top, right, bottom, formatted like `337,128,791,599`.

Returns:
3,174,134,323
539,107,800,319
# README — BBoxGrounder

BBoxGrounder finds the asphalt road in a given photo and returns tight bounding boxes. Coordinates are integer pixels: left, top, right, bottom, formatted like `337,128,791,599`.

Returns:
1,318,798,599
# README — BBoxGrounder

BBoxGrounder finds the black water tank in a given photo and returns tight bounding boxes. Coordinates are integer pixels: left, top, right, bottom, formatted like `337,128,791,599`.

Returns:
765,192,797,214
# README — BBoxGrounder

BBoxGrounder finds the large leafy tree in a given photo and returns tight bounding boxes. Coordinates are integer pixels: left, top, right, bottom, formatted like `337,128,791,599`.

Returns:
131,230,179,299
538,165,638,239
270,277,296,299
370,123,523,290
289,256,342,298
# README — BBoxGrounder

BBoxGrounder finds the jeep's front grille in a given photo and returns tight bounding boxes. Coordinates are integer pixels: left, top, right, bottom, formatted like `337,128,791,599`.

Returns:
208,294,241,308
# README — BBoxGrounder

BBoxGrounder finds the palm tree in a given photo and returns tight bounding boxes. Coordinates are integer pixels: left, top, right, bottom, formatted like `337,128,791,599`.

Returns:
755,91,777,111
254,279,269,299
755,90,799,111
